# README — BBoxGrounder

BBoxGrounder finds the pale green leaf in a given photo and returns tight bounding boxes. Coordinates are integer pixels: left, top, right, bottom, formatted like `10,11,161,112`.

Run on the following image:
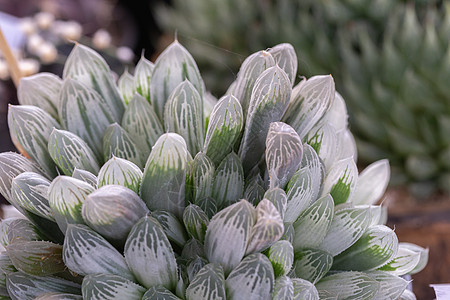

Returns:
82,273,146,300
97,156,143,193
267,240,294,277
336,129,358,161
185,263,226,300
263,187,287,220
321,92,348,132
6,218,42,244
151,210,188,248
321,157,358,205
316,271,379,300
378,246,420,276
211,152,244,208
142,286,181,300
306,123,338,171
34,292,82,299
399,242,428,275
292,278,319,300
366,270,408,300
300,144,324,201
186,152,214,204
183,204,209,243
352,159,390,206
72,168,97,188
133,56,154,101
195,197,217,219
118,70,135,105
291,248,333,284
273,276,293,300
284,168,314,223
103,123,144,168
268,43,298,86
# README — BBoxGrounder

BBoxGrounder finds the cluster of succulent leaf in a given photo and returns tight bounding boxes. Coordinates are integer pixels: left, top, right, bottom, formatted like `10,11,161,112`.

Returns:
156,0,450,197
0,40,427,300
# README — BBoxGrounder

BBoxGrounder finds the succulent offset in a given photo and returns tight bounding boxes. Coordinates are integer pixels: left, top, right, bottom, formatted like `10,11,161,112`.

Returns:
0,41,428,299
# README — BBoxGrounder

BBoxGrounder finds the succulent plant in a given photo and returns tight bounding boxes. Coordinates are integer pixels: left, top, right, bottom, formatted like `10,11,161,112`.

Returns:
0,41,427,299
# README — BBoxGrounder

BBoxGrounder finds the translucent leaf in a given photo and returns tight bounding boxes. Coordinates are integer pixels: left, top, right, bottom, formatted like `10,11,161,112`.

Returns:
6,219,42,244
151,210,188,248
59,78,115,161
321,92,348,132
142,286,181,300
319,207,372,256
305,123,338,171
48,176,94,233
300,144,324,202
122,94,163,160
316,271,379,300
6,241,64,276
321,157,358,205
185,263,226,300
284,168,314,223
246,199,284,254
203,94,244,167
48,129,100,176
332,225,399,271
63,224,133,280
140,133,190,218
186,153,214,204
378,246,420,276
149,40,203,120
0,219,17,248
204,199,255,274
124,215,178,290
292,194,334,250
196,197,217,219
164,80,204,155
8,105,59,177
268,43,298,86
133,56,154,101
97,156,143,193
82,273,146,300
11,172,53,221
34,292,82,299
266,122,303,189
226,253,274,300
186,256,207,282
18,73,62,120
263,188,287,220
118,70,135,105
82,185,149,245
103,123,144,168
273,276,293,300
183,204,209,243
366,270,408,300
291,248,333,284
267,240,294,277
292,278,319,300
352,159,390,206
211,152,244,208
336,129,357,162
72,169,97,188
399,242,429,275
400,289,417,300
239,65,292,174
63,44,124,122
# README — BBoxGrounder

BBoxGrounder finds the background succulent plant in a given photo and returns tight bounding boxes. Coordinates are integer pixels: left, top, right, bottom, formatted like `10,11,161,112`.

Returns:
0,41,427,299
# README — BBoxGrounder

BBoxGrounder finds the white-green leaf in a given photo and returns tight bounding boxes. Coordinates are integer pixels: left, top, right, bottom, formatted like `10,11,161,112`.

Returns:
332,225,399,271
336,129,357,161
63,224,133,280
400,289,417,300
34,292,82,300
196,197,218,219
142,286,181,300
151,210,188,248
239,65,292,174
266,122,303,189
268,43,298,86
352,159,390,206
243,174,265,205
316,271,380,300
204,199,255,275
292,278,319,300
186,256,208,282
149,40,203,120
187,152,214,204
63,44,124,122
133,56,154,101
103,123,144,168
82,185,149,245
284,168,314,223
164,80,204,155
366,270,408,300
225,253,274,300
183,204,209,243
305,123,338,171
321,157,358,205
273,276,293,300
97,156,143,193
82,273,146,300
8,105,59,178
300,144,324,202
211,152,244,208
48,176,94,233
292,194,334,250
267,240,294,277
118,70,135,105
72,168,97,188
282,75,335,139
378,246,420,276
399,242,429,275
140,133,190,218
6,218,42,244
18,73,62,120
48,129,100,175
203,94,244,167
321,92,348,132
291,248,333,284
0,219,18,248
124,215,178,290
264,188,287,220
185,263,226,300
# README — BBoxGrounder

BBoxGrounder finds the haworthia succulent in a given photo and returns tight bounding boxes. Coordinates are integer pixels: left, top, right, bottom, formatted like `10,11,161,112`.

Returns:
151,210,188,248
124,215,178,290
185,263,226,300
142,286,181,300
244,174,265,205
97,156,143,193
291,277,319,300
305,123,338,171
352,159,390,206
291,248,333,284
268,43,298,86
378,246,420,276
366,271,408,300
273,276,293,300
300,144,324,202
399,242,428,275
267,240,294,277
322,92,348,132
133,56,154,102
187,152,215,204
187,256,208,282
321,157,358,205
336,129,358,161
263,188,287,220
118,70,135,105
82,273,146,300
183,204,209,243
399,288,417,300
34,293,82,300
72,169,97,188
6,219,42,244
211,152,244,208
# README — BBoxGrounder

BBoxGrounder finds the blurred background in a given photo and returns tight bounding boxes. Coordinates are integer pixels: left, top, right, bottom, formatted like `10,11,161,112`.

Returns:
1,0,449,298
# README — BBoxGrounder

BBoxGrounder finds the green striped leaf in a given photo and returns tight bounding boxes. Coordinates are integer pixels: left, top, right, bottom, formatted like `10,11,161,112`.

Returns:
181,238,205,261
82,274,146,300
186,256,207,282
124,215,178,290
183,204,209,243
352,159,390,206
292,278,319,300
0,253,15,296
48,129,100,175
282,223,294,244
239,65,292,174
284,168,314,223
6,241,64,276
8,105,59,178
63,224,133,280
97,156,143,193
142,286,181,300
151,210,188,248
225,253,274,300
399,242,428,275
122,93,163,160
0,219,16,248
103,123,144,168
321,157,358,205
332,225,399,271
204,200,255,274
291,248,333,284
203,94,243,167
59,78,115,161
187,153,214,204
316,271,379,300
203,92,217,129
6,272,81,300
34,293,82,299
267,240,294,277
211,152,244,208
246,199,284,254
300,144,324,201
140,133,190,218
149,40,203,120
306,123,338,170
133,56,154,102
195,197,217,219
263,188,287,220
81,185,149,245
266,122,303,189
6,219,42,244
18,73,62,120
366,271,408,300
268,43,298,86
118,70,135,105
63,44,124,122
292,194,334,250
378,246,420,276
243,174,265,205
273,276,293,300
48,176,95,233
319,207,372,256
11,172,53,221
72,169,97,188
282,75,335,139
185,263,226,300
